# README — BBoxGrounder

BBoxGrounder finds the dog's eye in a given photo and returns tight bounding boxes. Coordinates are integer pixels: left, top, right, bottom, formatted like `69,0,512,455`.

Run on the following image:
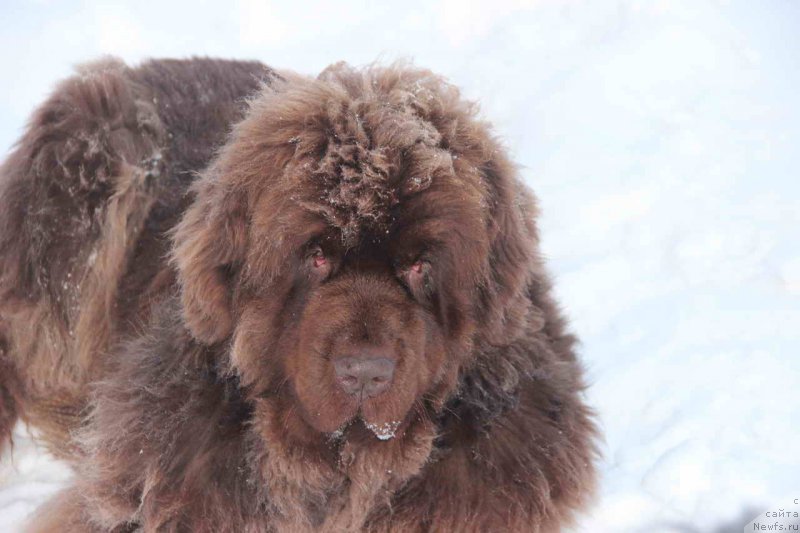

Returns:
308,245,332,280
400,259,431,300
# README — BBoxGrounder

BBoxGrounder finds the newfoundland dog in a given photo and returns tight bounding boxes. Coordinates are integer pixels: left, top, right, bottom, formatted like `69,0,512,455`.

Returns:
0,57,598,532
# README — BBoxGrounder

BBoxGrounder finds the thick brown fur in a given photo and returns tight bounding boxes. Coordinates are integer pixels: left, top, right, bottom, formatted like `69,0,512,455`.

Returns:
0,57,598,532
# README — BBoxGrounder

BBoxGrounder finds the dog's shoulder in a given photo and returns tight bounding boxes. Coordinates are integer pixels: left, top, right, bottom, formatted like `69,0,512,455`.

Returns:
0,56,273,301
0,56,275,454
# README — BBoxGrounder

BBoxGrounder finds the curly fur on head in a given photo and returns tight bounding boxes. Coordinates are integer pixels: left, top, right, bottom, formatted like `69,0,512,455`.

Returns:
296,62,457,244
0,57,599,532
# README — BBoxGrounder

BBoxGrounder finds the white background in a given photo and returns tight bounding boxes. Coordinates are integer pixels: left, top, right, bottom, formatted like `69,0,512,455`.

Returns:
1,1,798,531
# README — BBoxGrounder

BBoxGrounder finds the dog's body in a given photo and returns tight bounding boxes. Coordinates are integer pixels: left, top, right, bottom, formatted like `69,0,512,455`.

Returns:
0,58,271,456
0,58,598,532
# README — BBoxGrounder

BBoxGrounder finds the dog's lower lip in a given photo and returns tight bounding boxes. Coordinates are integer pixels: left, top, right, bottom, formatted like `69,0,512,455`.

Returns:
365,420,401,440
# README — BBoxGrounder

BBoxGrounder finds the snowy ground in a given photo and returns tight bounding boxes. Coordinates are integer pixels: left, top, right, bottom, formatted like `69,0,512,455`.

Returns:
1,1,798,531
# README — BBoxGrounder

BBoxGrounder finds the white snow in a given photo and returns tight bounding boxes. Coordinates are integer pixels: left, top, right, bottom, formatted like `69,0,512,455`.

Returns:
0,428,72,532
365,420,402,441
1,1,798,531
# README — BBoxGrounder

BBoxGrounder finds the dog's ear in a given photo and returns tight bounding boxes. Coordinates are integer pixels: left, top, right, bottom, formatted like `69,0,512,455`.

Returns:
171,170,247,344
479,151,542,344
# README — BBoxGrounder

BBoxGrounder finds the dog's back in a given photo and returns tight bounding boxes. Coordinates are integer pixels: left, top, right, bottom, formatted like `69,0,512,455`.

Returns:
0,57,274,458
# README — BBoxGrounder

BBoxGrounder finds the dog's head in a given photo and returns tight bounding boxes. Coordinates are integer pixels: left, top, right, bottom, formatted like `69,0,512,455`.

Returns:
171,63,538,442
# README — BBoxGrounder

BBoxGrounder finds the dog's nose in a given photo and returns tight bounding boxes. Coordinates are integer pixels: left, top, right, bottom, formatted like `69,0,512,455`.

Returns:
333,357,395,398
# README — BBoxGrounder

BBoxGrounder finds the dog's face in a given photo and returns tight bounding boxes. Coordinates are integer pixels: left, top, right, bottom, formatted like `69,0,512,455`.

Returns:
172,64,537,442
246,181,485,439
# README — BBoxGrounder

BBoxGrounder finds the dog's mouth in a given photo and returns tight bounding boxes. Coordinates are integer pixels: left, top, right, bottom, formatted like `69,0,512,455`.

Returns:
291,363,421,441
328,414,408,442
363,419,402,440
322,397,414,441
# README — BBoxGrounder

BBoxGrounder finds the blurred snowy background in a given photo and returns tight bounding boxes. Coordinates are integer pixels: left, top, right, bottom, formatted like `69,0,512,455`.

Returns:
1,0,798,531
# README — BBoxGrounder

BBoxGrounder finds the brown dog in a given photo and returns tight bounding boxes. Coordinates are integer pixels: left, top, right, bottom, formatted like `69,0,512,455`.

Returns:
0,57,598,532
